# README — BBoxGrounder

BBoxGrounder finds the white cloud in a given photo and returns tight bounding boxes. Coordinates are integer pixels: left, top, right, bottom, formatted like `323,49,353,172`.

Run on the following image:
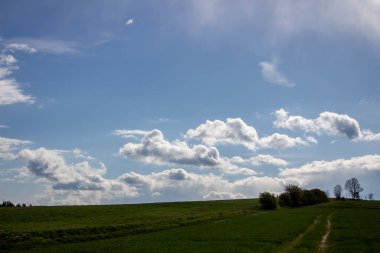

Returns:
0,43,36,105
274,108,380,141
230,154,287,167
280,154,380,179
72,148,95,160
119,129,221,167
117,129,257,176
126,18,134,26
17,147,138,204
185,118,312,150
5,43,37,54
7,38,79,54
259,58,295,87
113,129,150,139
0,79,35,105
202,191,246,200
118,168,285,202
259,133,307,149
11,144,380,204
0,136,31,160
278,154,380,196
185,118,259,150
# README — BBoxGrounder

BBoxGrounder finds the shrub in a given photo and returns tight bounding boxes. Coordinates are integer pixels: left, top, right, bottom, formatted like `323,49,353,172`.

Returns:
259,192,277,210
284,185,303,207
278,193,290,207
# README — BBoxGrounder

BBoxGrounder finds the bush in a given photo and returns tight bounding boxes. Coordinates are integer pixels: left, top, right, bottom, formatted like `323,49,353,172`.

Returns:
259,192,277,210
284,185,303,207
278,193,290,207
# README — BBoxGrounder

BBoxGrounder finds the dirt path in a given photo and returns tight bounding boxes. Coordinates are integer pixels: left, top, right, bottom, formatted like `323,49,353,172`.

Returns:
318,214,332,253
278,215,321,253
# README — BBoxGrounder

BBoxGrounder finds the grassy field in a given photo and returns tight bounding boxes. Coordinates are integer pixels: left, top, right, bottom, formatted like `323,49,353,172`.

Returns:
1,199,379,252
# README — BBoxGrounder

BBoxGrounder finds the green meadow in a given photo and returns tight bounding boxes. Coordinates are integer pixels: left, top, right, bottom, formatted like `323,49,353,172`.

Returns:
1,199,379,252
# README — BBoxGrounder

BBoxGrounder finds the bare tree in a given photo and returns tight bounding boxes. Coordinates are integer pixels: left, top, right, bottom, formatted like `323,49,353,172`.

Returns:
334,184,342,199
369,193,374,200
345,178,363,200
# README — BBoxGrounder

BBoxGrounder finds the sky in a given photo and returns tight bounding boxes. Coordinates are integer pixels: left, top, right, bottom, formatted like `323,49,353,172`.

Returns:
1,0,380,205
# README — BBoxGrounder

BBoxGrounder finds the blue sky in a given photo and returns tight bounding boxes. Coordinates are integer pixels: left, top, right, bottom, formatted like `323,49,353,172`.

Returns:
1,0,380,205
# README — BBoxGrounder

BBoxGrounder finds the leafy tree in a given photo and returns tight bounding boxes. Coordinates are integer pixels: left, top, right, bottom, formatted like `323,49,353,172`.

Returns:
369,193,374,200
334,184,343,199
259,192,277,210
284,184,303,207
1,200,14,207
345,178,363,200
278,192,290,207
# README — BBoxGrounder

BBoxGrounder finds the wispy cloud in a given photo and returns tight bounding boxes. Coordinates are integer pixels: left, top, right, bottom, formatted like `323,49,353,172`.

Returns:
4,43,37,54
8,38,79,54
0,136,31,160
0,43,36,105
125,18,134,26
259,58,295,87
185,1,380,47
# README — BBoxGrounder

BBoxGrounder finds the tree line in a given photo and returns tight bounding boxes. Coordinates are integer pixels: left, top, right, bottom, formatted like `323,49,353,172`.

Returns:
1,200,32,208
259,185,328,210
334,177,373,200
259,177,374,210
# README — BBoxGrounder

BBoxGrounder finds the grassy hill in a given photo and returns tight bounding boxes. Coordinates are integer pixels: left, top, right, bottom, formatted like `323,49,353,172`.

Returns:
1,199,379,252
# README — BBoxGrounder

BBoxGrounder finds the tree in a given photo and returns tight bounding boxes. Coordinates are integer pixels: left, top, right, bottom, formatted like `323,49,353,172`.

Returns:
334,184,343,199
345,178,363,200
278,192,290,207
369,193,374,200
259,192,277,210
284,185,303,207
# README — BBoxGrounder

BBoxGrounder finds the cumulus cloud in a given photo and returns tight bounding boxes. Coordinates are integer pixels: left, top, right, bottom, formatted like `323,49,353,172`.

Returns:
185,118,259,150
0,43,36,105
259,58,295,87
16,147,138,204
274,108,380,141
13,145,380,204
18,148,106,186
119,129,220,166
117,129,257,176
185,118,312,150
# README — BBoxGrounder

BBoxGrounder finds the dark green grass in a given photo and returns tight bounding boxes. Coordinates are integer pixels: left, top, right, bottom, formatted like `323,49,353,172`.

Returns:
328,200,380,253
16,205,326,253
2,199,380,252
0,199,258,250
